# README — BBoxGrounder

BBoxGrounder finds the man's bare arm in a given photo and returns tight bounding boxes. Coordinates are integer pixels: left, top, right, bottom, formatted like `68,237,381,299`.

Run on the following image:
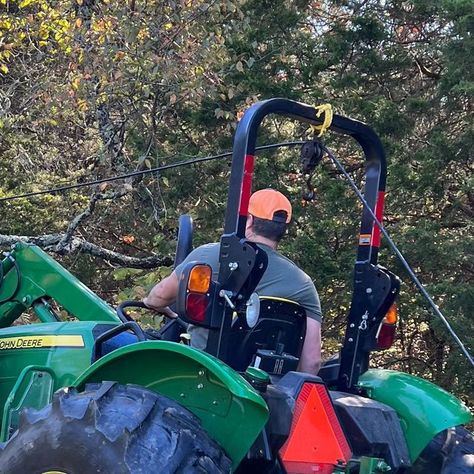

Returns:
143,271,179,318
298,317,322,375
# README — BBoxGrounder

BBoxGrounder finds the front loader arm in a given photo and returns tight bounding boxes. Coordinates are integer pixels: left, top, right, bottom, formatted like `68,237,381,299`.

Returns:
0,242,120,327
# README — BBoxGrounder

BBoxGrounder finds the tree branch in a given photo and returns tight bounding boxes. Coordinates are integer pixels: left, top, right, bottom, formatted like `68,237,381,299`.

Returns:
0,234,172,269
56,193,101,251
55,188,131,252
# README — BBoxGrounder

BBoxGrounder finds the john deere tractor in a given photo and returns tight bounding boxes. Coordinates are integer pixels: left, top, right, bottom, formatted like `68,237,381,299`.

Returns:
0,99,471,474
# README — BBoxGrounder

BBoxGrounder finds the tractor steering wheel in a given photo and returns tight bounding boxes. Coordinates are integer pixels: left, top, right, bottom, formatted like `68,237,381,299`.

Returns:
116,300,147,322
116,300,188,329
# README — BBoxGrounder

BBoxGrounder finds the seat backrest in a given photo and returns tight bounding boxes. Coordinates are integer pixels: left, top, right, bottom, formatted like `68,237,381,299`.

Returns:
227,297,306,372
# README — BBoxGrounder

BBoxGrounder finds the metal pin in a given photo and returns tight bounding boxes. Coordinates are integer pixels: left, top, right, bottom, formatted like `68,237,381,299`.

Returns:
219,289,235,309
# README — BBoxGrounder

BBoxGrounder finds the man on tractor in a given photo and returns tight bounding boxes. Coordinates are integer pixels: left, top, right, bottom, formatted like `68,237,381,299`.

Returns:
144,188,322,374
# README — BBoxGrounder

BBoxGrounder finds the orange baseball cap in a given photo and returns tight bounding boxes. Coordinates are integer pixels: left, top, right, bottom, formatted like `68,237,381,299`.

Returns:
248,189,292,223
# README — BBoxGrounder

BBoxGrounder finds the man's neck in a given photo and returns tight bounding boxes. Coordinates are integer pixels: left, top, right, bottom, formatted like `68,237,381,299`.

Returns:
247,234,278,250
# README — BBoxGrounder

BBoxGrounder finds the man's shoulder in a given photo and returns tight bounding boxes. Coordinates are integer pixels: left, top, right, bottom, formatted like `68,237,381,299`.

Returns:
183,242,221,265
194,242,219,250
175,242,219,276
191,242,220,256
270,249,312,278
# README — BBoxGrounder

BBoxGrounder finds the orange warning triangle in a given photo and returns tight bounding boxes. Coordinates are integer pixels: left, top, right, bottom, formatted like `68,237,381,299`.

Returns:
279,383,351,473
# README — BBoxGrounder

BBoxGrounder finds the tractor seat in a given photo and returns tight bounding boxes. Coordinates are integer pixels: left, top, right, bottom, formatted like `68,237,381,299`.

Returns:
226,297,306,374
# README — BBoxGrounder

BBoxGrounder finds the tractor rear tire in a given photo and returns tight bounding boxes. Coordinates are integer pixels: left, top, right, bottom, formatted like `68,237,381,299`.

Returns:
411,425,474,474
0,382,231,474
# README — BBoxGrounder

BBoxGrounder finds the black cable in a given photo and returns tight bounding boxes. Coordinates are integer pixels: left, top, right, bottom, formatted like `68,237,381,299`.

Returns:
322,144,474,368
0,141,305,204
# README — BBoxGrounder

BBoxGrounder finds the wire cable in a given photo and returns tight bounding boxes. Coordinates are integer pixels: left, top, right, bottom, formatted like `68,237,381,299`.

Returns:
0,141,305,204
322,144,474,368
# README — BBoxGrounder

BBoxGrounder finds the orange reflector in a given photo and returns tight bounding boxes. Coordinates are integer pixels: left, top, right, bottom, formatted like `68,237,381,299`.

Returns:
384,303,398,325
279,383,351,473
188,264,212,293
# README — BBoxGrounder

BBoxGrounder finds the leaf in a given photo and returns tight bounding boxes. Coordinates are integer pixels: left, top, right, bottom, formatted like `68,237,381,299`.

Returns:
113,268,142,281
162,176,169,187
19,0,35,8
122,235,135,244
71,76,81,90
228,88,234,99
0,64,8,74
236,61,244,72
77,99,88,112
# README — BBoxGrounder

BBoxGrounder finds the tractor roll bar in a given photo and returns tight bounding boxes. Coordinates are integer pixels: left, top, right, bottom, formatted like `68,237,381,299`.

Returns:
224,98,387,264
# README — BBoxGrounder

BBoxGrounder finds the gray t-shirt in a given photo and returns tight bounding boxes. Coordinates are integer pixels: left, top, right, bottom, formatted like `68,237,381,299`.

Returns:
175,242,321,321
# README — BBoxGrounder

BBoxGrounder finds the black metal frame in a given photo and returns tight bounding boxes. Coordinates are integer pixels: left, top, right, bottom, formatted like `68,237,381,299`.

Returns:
209,98,390,390
223,98,387,265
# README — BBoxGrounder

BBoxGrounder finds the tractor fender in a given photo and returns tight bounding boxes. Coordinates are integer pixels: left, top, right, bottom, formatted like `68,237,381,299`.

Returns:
358,369,472,462
73,340,268,470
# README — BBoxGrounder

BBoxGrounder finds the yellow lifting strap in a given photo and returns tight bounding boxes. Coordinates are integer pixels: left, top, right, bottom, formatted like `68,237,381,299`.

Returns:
309,103,333,137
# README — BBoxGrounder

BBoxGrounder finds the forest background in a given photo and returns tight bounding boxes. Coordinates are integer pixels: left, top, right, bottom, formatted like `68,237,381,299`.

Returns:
0,0,472,403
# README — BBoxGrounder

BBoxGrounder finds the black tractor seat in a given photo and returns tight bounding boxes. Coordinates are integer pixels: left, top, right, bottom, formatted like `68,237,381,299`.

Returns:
227,297,306,374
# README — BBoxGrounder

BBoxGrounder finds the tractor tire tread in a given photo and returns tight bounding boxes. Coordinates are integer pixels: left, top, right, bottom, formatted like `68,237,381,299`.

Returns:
0,382,231,474
410,425,474,474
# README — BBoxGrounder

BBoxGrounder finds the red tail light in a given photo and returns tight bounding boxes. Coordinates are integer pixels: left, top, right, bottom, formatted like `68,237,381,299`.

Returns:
376,323,396,349
376,303,398,350
186,293,209,323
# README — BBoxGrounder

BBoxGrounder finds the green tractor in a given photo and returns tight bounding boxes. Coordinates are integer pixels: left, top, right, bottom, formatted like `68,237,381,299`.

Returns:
0,99,472,474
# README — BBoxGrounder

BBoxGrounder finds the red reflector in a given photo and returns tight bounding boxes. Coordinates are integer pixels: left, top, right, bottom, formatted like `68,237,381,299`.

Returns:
186,293,208,323
279,382,351,473
238,154,255,217
376,323,396,350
